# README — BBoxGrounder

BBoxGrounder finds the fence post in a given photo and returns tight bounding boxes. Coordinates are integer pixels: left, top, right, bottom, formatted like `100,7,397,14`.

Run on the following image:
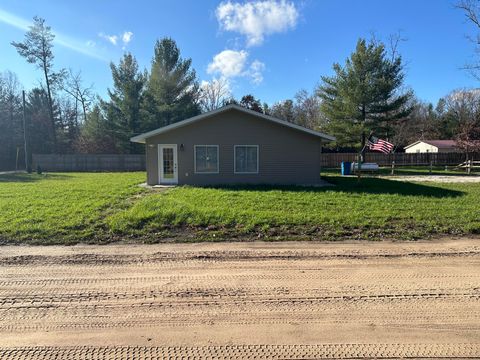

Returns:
429,160,433,175
468,159,472,175
391,160,395,175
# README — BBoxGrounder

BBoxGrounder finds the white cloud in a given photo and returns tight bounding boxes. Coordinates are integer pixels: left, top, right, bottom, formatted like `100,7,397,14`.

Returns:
247,59,265,84
216,0,299,47
207,49,265,85
99,32,118,45
207,49,248,78
122,31,133,45
99,31,133,50
0,8,107,61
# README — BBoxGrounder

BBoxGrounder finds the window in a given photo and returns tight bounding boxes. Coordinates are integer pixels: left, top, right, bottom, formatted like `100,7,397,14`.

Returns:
235,145,258,174
194,145,219,173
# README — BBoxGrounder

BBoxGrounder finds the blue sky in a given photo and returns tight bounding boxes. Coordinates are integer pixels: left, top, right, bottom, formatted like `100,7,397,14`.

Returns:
0,0,478,105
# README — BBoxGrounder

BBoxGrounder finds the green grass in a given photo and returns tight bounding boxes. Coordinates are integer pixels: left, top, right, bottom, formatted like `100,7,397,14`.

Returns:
0,172,145,244
107,175,480,242
1,171,480,244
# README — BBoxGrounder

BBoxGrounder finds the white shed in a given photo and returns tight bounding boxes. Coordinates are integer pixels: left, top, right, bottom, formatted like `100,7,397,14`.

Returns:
404,140,460,154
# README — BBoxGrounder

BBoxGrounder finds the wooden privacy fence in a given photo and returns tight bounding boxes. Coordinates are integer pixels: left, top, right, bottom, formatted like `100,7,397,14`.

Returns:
321,152,478,168
0,155,17,172
31,152,479,172
32,154,146,172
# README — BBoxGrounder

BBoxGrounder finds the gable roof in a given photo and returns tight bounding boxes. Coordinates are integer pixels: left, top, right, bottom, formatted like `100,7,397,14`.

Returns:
404,140,458,150
130,104,336,143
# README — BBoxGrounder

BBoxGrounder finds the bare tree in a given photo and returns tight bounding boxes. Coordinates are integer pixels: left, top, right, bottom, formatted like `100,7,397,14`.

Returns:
388,31,408,62
199,78,231,112
390,97,440,147
270,89,326,130
445,89,480,157
62,69,94,123
457,0,480,79
294,89,325,129
11,16,63,151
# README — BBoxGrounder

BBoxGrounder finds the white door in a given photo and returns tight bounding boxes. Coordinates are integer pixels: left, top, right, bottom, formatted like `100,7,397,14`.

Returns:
158,144,178,184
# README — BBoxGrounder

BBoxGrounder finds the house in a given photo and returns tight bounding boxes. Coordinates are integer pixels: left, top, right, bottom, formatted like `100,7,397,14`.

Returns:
131,104,335,186
404,140,460,154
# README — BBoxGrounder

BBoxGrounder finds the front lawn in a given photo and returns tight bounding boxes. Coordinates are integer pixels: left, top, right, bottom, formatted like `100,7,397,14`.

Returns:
0,172,144,244
1,172,479,244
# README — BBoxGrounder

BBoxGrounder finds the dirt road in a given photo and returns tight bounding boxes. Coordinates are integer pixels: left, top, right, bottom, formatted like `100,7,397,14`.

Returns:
0,239,479,359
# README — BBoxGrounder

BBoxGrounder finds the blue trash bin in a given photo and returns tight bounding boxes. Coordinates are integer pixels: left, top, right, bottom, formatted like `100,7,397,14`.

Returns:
341,161,352,176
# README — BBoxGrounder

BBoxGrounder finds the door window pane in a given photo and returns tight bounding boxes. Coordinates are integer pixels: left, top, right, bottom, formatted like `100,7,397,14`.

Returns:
235,146,258,173
195,145,218,173
162,148,174,178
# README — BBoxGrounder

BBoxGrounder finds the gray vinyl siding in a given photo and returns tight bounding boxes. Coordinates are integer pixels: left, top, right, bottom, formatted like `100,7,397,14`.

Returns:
145,108,323,185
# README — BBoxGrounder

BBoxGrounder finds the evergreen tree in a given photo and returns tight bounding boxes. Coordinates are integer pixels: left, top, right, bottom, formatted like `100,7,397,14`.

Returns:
0,71,23,170
144,38,200,127
103,53,146,153
239,94,263,113
317,38,413,150
75,105,117,153
26,88,57,155
271,99,295,122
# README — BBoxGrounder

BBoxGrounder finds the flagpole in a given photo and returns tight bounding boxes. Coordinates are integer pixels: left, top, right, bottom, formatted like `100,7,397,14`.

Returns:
357,132,365,182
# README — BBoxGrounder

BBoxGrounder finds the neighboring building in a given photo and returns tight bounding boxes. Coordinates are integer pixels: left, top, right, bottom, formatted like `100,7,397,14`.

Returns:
131,104,335,186
404,140,460,154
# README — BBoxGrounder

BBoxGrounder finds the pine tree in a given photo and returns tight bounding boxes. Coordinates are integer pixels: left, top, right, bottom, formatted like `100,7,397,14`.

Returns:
0,71,23,169
103,53,146,153
317,38,413,150
12,17,63,152
271,99,295,122
27,88,57,154
144,38,200,127
75,105,117,153
239,94,263,113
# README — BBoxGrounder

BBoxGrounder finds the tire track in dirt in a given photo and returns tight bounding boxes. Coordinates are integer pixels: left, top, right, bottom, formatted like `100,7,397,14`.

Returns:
1,272,479,288
1,344,479,359
2,247,479,267
0,240,479,358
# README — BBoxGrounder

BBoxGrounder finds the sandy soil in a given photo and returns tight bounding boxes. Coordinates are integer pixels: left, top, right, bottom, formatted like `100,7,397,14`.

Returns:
0,239,479,359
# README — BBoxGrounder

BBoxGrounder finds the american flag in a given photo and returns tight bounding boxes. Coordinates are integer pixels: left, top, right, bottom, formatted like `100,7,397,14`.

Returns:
367,136,394,154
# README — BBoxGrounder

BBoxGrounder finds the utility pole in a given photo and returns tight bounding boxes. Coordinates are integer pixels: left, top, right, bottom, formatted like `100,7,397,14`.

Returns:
22,90,30,173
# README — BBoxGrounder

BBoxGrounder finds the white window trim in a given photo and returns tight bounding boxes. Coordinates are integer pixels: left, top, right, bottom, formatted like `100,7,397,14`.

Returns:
194,145,219,174
234,145,259,174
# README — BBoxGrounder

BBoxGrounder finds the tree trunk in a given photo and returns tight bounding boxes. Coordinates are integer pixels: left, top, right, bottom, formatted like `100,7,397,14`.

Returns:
81,98,87,123
361,131,366,163
361,105,367,163
43,65,57,152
